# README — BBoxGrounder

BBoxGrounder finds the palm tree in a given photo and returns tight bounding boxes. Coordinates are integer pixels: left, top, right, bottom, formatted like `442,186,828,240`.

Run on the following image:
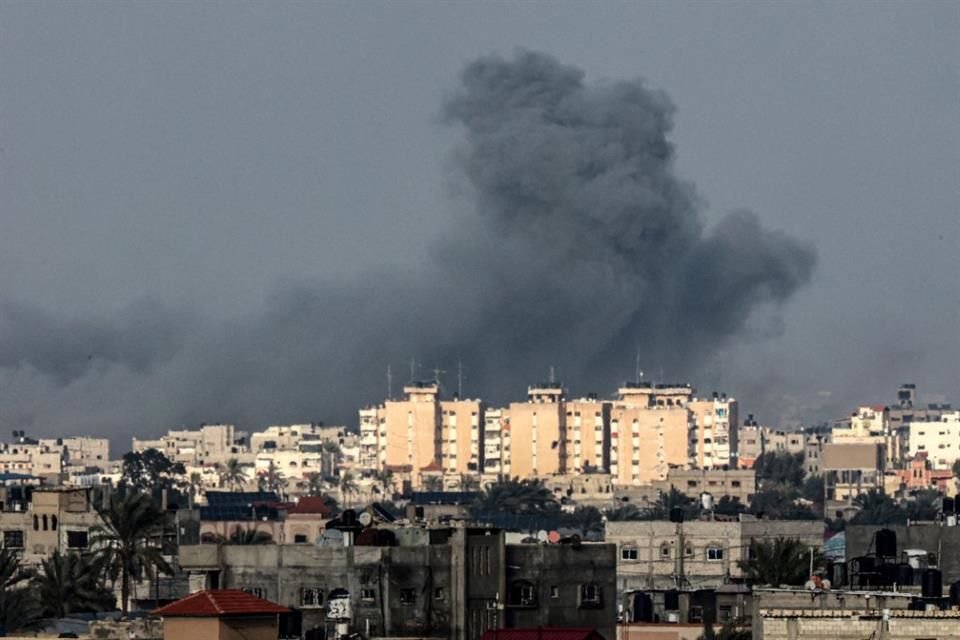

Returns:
227,528,274,545
306,472,327,497
219,458,247,491
603,503,645,521
851,489,906,525
374,469,396,496
91,492,173,618
470,477,559,515
0,548,41,633
339,472,359,508
738,537,823,587
459,473,480,491
907,488,942,521
33,551,115,618
422,475,444,492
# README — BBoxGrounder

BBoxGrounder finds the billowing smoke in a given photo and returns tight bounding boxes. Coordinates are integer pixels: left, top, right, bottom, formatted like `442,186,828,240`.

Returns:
0,51,815,442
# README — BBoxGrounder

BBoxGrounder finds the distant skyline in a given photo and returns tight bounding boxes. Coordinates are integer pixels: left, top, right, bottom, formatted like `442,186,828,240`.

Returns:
1,2,957,447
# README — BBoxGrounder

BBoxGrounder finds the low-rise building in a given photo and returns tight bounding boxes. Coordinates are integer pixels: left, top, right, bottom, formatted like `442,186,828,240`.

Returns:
908,411,960,470
822,442,885,516
0,486,102,563
151,589,290,640
653,469,756,506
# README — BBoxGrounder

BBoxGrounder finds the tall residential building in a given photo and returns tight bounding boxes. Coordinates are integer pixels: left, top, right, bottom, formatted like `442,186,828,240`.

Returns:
358,406,386,470
689,393,739,469
383,382,441,475
908,411,960,470
439,398,484,475
565,395,610,473
506,384,566,477
481,408,508,476
609,384,694,486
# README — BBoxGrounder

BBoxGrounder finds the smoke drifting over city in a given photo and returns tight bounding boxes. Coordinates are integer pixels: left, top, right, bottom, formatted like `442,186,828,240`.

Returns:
0,51,815,440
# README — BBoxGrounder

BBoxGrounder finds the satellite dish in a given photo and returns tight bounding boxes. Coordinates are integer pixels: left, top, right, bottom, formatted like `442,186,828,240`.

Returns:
547,530,561,544
536,530,549,542
358,512,372,527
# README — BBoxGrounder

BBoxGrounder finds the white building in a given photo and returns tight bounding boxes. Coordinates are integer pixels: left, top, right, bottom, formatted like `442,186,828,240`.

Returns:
909,411,960,470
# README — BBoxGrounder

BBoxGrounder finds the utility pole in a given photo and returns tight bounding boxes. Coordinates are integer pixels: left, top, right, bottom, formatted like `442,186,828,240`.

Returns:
387,364,393,400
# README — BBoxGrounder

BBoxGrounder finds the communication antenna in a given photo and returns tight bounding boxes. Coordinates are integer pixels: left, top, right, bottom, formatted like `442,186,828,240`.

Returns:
457,360,465,398
386,365,393,400
635,348,644,384
549,366,556,384
409,358,418,382
432,365,447,388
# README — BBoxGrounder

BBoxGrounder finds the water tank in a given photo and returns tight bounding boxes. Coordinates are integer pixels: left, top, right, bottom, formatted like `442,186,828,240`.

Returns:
880,562,897,585
632,593,654,623
949,581,960,608
830,562,848,588
943,497,956,515
922,568,943,598
664,589,680,610
669,507,684,523
876,529,897,558
896,563,915,587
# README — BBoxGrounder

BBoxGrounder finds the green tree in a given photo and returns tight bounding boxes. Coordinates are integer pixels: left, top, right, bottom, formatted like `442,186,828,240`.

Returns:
219,458,247,491
802,475,825,504
750,486,819,520
120,449,186,492
738,537,823,586
562,506,604,534
374,469,396,496
306,472,327,497
91,493,173,617
228,528,274,545
0,548,42,633
32,551,115,618
603,503,646,521
906,488,941,521
459,473,481,492
471,477,559,515
639,487,697,520
714,495,747,517
339,471,359,507
850,489,907,525
754,452,805,487
422,475,444,492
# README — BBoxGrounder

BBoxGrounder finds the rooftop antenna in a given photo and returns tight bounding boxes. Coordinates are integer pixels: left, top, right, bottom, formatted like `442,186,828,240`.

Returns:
635,348,644,384
387,364,393,400
549,366,556,384
457,360,464,398
409,358,417,382
432,365,447,388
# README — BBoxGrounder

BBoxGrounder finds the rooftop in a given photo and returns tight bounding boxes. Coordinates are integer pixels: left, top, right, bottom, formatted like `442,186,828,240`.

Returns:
151,589,290,618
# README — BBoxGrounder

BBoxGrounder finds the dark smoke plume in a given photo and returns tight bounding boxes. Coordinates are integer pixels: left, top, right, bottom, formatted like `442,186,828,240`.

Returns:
0,51,815,441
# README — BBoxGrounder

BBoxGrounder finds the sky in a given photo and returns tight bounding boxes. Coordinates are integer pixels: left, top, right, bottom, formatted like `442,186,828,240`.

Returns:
0,2,957,447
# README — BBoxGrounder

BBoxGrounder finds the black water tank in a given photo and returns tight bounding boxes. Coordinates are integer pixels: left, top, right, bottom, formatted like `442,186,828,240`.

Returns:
664,589,680,610
876,529,897,558
831,562,848,588
896,563,914,587
908,598,927,611
669,507,684,523
880,562,897,585
922,568,943,598
943,497,956,515
949,581,960,608
855,556,875,573
632,593,654,622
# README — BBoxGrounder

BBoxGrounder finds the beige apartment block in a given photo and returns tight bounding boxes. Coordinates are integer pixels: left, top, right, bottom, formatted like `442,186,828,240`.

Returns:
133,424,248,467
38,436,110,473
822,442,884,515
908,410,960,470
439,398,484,475
507,384,567,477
0,487,101,563
481,407,509,476
565,396,610,473
688,395,738,469
610,385,694,486
383,382,442,478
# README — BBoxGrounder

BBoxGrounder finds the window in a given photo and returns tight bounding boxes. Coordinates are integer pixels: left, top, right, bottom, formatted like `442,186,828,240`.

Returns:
689,606,703,623
660,543,671,559
294,534,308,544
434,587,445,600
684,544,694,557
300,587,324,608
621,547,638,561
719,606,733,622
51,516,57,531
33,515,38,531
3,530,24,549
579,583,602,608
242,587,265,599
42,514,48,531
731,480,741,488
707,546,724,561
67,531,88,549
508,580,536,607
399,589,416,606
550,586,560,599
360,588,376,601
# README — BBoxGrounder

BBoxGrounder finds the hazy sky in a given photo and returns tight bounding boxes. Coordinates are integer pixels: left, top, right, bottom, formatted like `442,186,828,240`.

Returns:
1,2,957,445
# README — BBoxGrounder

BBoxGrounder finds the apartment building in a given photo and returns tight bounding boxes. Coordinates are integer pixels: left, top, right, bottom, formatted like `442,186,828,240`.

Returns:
688,394,738,470
507,384,567,477
908,410,960,470
609,384,694,486
0,486,102,563
0,437,63,480
832,405,904,467
565,395,611,473
440,398,484,475
655,468,756,506
133,424,249,467
606,517,824,591
822,442,884,515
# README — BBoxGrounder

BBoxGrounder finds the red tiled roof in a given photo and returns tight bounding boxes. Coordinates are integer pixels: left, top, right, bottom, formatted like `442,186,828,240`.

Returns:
290,496,334,516
481,629,603,640
151,590,290,617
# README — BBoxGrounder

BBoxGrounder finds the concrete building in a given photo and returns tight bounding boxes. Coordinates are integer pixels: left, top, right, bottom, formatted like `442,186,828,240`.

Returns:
178,526,617,640
885,451,956,497
440,398,484,475
908,410,960,470
565,395,611,474
610,385,694,486
688,394,738,470
822,442,885,515
654,468,756,506
845,523,960,585
507,384,567,477
133,424,249,467
152,589,290,640
0,437,63,481
833,406,903,467
605,517,824,592
737,419,763,470
0,486,102,563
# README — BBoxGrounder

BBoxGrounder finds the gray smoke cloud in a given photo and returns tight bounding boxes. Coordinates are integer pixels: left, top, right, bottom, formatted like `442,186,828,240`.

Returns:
0,50,815,442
